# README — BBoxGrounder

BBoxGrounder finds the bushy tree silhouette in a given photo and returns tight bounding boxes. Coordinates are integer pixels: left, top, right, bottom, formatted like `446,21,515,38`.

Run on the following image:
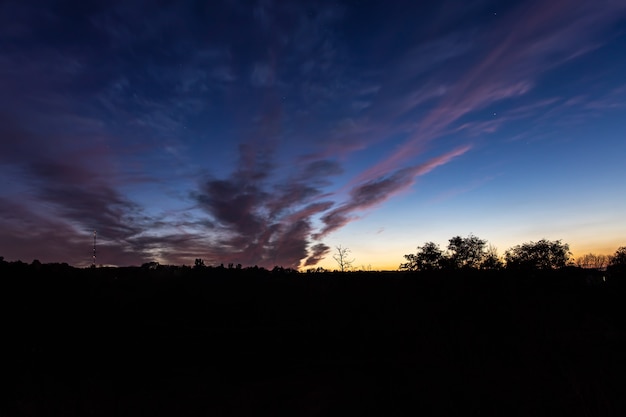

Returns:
610,247,626,266
608,246,626,275
400,241,445,271
504,239,571,270
141,261,159,269
446,234,487,269
480,244,504,270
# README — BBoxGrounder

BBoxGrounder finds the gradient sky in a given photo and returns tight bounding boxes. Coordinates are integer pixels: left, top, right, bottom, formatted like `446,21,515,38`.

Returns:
1,0,625,269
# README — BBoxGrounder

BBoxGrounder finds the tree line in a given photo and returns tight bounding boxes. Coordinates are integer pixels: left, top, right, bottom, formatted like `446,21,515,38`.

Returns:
2,237,625,274
399,235,626,272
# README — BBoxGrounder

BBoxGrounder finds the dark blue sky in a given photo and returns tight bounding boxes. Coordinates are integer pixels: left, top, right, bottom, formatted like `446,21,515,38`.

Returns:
1,0,625,269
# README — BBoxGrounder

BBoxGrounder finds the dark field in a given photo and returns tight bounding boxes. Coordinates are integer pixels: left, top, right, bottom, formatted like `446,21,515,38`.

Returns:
4,265,626,416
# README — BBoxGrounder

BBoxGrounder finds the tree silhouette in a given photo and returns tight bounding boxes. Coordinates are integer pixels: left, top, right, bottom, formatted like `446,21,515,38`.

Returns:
400,242,444,271
141,261,159,269
480,244,504,270
610,247,626,266
446,234,487,269
333,245,355,272
575,253,609,269
504,239,571,270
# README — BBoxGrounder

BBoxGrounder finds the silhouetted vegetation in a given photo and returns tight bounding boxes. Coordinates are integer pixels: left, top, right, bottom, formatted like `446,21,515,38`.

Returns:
400,241,445,271
505,239,571,270
608,246,626,275
575,252,610,269
332,244,355,272
401,236,572,272
3,245,626,416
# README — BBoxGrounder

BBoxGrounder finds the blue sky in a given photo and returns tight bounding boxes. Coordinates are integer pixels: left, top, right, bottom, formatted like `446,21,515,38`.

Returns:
1,0,625,269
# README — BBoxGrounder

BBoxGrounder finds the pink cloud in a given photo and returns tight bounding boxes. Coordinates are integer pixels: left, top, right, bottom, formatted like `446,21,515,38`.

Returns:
315,146,471,238
346,0,625,190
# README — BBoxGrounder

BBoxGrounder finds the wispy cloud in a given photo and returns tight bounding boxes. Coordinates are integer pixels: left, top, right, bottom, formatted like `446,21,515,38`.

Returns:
314,146,471,239
1,0,624,268
304,243,331,266
347,0,625,185
192,140,340,268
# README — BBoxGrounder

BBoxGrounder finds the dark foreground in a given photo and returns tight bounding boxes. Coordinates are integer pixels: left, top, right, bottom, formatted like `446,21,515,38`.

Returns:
4,265,626,416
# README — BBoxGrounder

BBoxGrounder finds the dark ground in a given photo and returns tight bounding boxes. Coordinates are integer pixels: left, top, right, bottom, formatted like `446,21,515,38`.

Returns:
3,264,626,416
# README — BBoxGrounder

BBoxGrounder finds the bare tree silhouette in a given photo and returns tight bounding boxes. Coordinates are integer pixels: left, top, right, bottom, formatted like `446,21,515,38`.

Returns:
333,245,355,272
575,253,609,269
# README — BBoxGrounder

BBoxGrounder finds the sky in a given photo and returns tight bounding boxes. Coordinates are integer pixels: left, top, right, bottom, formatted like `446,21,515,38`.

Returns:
1,0,625,270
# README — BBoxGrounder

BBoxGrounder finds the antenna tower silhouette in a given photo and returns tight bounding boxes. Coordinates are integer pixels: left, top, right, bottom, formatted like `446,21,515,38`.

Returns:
92,230,97,267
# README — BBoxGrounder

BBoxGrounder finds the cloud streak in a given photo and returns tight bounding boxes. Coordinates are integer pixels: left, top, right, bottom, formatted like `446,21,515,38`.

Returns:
350,0,626,185
315,146,471,239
